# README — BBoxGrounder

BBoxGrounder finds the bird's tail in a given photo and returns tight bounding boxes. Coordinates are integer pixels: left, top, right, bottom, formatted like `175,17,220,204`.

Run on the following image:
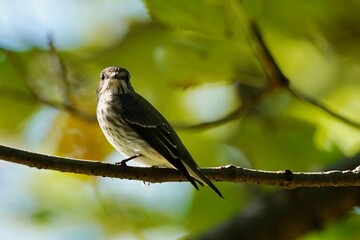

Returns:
183,162,224,199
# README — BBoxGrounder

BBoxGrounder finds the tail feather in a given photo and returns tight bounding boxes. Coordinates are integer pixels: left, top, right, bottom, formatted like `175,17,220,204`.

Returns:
183,169,200,191
183,161,224,199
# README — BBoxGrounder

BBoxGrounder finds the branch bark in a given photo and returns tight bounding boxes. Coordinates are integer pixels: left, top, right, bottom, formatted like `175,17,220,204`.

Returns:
197,154,360,240
1,144,360,189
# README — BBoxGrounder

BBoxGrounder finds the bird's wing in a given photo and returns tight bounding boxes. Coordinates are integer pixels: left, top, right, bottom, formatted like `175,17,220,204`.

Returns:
121,92,223,198
120,92,200,189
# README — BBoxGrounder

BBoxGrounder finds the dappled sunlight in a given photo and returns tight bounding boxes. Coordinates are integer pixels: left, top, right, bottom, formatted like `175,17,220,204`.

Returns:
1,0,360,239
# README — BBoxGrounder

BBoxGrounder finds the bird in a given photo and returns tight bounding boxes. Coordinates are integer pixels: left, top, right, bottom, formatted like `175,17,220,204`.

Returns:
96,66,223,198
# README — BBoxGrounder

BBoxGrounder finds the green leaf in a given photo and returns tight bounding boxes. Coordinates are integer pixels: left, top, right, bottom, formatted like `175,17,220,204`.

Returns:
144,0,229,37
0,55,39,132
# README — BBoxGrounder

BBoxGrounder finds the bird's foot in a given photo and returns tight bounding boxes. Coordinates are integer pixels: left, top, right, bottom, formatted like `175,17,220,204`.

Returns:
116,153,141,166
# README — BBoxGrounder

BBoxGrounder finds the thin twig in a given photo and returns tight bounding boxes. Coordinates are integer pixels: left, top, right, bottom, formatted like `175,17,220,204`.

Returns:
0,87,37,103
3,49,39,99
48,37,73,105
248,23,360,129
248,22,289,88
176,86,273,130
288,86,360,129
2,49,96,122
1,144,360,189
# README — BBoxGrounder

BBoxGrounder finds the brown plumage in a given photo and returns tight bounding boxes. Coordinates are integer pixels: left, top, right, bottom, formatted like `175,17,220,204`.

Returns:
96,66,223,198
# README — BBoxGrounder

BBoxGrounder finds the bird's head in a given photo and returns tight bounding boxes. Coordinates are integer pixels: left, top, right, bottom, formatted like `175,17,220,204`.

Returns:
97,66,134,101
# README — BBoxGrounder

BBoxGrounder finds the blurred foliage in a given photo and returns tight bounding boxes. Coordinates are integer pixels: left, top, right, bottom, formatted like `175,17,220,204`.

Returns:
0,0,360,239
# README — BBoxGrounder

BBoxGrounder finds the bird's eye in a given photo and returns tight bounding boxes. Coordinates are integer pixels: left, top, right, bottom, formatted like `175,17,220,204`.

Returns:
122,71,130,81
124,73,130,81
100,74,105,81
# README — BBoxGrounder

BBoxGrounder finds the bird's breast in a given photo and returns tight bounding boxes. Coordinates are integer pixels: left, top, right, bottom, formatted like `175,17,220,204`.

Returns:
96,97,172,167
97,97,132,151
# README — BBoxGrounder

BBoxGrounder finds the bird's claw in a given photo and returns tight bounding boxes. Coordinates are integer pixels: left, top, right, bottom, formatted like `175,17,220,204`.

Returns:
115,153,141,166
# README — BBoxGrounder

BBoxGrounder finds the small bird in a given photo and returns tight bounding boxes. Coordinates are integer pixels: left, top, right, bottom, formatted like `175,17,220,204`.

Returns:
96,66,223,198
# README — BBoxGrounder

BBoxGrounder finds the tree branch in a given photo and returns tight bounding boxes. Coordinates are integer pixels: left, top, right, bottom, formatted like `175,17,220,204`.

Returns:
174,22,360,131
1,144,360,189
197,154,360,240
48,37,74,106
175,84,275,130
1,48,96,122
288,86,360,129
248,23,360,130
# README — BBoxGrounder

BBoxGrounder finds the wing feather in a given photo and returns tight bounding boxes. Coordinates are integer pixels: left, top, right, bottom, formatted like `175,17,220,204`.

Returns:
120,92,199,189
120,92,223,198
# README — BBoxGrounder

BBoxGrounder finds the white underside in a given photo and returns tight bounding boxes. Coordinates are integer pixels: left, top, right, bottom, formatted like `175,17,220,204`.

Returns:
97,92,206,185
97,94,174,168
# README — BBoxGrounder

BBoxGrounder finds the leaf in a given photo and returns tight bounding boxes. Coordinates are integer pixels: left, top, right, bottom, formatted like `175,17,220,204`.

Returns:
234,116,342,171
50,113,112,161
153,30,260,84
0,54,39,132
144,0,229,37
